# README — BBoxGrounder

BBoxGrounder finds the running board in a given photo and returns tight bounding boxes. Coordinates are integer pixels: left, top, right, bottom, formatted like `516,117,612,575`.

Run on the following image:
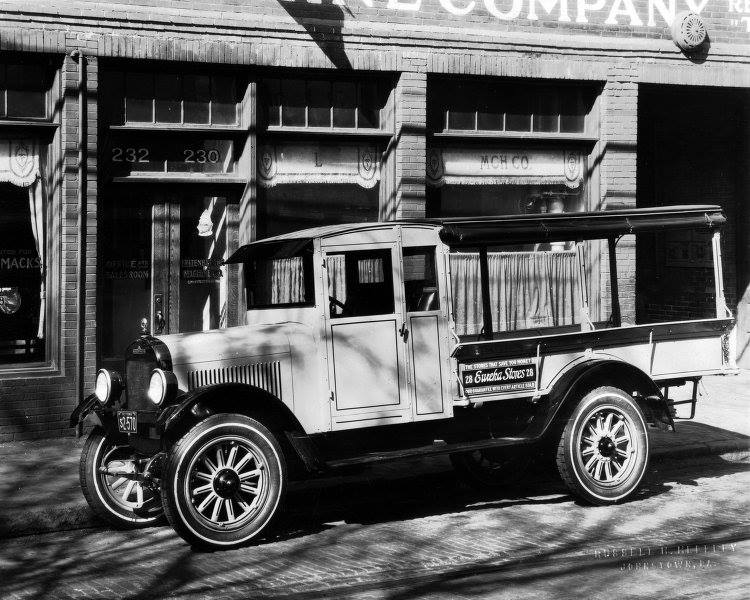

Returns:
326,436,533,469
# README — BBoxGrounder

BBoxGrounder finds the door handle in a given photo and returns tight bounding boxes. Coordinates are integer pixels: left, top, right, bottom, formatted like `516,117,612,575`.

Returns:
154,293,166,335
399,322,409,342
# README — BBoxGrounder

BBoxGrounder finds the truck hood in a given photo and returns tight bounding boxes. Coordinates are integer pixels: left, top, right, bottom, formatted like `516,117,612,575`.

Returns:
156,324,291,367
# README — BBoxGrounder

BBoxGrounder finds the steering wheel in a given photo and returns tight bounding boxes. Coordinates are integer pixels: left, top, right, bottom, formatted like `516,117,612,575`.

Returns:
329,295,353,317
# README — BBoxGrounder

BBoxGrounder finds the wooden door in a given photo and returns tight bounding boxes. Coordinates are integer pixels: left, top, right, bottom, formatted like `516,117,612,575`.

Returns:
150,200,180,336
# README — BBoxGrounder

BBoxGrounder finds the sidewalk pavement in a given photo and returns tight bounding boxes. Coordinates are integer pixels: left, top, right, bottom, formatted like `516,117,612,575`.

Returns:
1,374,748,540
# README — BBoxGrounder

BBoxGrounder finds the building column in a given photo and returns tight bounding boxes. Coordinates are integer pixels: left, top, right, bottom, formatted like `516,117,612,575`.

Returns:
600,63,638,324
381,70,427,221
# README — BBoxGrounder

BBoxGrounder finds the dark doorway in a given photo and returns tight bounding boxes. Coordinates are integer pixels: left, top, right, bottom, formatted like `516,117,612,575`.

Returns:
637,85,750,365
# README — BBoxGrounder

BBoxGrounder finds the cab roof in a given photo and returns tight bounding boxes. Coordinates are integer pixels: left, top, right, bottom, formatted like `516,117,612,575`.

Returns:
225,205,724,263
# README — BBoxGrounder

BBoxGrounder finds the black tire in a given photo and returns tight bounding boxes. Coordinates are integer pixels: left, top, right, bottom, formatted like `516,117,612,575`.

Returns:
556,386,649,505
161,414,286,550
79,427,164,528
450,448,531,489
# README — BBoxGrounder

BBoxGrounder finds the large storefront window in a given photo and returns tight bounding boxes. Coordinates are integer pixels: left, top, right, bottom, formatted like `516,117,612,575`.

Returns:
427,79,598,220
0,142,46,364
258,75,392,237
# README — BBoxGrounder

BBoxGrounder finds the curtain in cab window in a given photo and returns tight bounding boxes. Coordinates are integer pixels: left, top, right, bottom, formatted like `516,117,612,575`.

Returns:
254,257,306,305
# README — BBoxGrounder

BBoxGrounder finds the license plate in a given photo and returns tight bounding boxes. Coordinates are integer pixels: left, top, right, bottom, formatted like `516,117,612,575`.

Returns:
460,358,537,396
117,411,138,434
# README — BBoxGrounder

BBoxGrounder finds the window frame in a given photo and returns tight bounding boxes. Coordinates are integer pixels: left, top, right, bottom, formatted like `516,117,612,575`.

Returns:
403,246,441,314
243,242,316,311
326,248,396,320
0,56,60,374
431,79,599,140
261,76,391,133
0,61,55,121
122,71,240,127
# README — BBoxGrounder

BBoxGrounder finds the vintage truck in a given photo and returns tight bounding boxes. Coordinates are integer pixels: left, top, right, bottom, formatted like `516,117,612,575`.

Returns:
71,204,736,549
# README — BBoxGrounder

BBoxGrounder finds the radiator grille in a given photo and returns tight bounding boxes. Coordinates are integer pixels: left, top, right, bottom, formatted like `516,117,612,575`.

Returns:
188,362,283,400
125,357,158,411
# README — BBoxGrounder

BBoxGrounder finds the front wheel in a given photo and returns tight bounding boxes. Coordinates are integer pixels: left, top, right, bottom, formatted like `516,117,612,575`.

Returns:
556,386,649,505
161,414,287,550
79,428,164,528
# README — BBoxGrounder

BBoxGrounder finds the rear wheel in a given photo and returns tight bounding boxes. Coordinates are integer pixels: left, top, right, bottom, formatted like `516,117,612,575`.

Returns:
80,427,163,528
161,414,286,550
556,386,649,505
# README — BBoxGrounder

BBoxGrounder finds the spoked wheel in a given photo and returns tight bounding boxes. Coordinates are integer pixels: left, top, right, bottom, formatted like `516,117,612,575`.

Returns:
161,414,286,550
556,386,649,505
80,427,164,528
450,448,531,489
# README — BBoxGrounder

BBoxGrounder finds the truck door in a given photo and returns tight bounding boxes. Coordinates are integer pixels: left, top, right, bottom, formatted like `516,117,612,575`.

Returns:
323,242,411,429
402,245,453,420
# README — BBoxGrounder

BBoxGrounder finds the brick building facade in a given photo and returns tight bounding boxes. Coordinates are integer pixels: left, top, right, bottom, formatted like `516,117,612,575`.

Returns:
0,0,748,440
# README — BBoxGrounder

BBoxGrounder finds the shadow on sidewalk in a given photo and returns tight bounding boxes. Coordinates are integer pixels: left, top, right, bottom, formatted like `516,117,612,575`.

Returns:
269,451,750,545
656,421,750,445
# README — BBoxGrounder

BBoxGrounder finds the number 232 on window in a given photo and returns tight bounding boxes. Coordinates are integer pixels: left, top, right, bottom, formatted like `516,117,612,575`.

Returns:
111,147,221,164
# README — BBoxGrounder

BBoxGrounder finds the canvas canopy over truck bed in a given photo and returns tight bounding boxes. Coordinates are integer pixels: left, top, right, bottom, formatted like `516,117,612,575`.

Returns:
433,205,726,246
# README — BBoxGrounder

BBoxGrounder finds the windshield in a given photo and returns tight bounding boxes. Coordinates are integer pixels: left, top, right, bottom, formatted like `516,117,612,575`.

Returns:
243,241,315,309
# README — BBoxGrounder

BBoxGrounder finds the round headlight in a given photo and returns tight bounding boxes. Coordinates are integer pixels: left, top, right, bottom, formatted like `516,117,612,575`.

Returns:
94,369,122,405
147,369,177,406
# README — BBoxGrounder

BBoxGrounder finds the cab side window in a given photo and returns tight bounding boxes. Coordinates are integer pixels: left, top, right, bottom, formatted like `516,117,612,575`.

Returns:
327,249,395,318
403,247,439,312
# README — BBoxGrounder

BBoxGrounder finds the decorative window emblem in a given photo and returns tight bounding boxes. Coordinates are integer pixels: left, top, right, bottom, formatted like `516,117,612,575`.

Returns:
565,151,582,183
259,147,276,181
426,149,445,185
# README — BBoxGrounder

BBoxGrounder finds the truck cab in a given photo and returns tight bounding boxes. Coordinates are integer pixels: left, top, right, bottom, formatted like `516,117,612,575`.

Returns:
72,204,735,549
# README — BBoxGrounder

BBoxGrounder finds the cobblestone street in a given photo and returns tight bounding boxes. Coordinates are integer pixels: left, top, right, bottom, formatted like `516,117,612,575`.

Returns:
2,451,748,600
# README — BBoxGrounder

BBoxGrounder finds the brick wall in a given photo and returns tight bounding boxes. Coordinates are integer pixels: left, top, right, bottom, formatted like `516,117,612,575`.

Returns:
0,0,747,46
392,68,427,221
599,62,639,323
0,50,98,442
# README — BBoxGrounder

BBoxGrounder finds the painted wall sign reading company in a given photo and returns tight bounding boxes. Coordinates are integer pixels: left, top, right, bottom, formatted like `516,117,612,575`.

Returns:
290,0,716,28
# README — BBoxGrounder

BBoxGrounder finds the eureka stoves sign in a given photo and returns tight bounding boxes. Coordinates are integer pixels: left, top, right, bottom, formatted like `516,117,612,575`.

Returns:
279,0,750,35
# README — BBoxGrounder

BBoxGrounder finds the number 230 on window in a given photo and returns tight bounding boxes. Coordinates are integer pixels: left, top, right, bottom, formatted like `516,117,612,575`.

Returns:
111,147,222,164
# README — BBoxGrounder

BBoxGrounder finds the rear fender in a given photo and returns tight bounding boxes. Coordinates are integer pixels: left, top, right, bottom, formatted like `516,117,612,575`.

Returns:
531,359,673,439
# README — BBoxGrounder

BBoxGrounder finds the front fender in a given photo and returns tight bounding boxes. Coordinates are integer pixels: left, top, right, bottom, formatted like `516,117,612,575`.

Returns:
69,393,100,428
156,382,278,436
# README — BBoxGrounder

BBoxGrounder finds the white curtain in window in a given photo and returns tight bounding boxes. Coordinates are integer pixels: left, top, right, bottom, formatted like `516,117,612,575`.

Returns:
450,251,580,336
0,139,44,340
357,258,384,283
28,178,45,338
269,257,305,304
449,253,484,336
